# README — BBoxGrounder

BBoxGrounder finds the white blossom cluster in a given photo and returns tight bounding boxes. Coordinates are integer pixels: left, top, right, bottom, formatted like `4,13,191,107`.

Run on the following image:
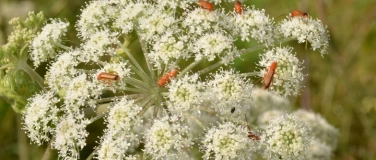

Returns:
144,116,192,159
97,98,143,159
23,91,60,145
257,46,305,97
205,69,253,116
18,0,339,160
202,122,258,160
259,114,311,160
30,19,69,67
279,15,330,56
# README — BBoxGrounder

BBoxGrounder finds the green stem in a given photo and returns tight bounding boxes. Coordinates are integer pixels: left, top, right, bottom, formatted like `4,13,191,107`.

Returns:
137,98,154,116
0,63,14,70
198,62,223,76
136,32,156,82
197,37,296,76
96,94,143,103
86,145,100,160
240,37,296,56
18,61,46,90
185,113,206,131
199,106,216,115
17,115,28,160
120,87,151,94
89,113,106,124
51,41,71,50
42,141,52,160
240,72,260,77
123,77,151,90
116,41,152,84
178,59,202,78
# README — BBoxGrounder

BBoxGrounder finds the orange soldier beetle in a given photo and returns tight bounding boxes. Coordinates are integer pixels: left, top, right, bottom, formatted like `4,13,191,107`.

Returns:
158,68,179,87
97,72,120,85
234,1,242,15
263,61,277,90
291,10,308,18
197,0,214,12
244,114,261,141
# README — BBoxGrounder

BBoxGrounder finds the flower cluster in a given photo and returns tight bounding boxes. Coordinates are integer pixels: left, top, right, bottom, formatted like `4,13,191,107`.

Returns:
0,0,338,159
202,122,257,160
259,114,311,160
279,15,330,56
144,116,192,159
23,91,60,145
205,69,253,116
97,97,143,159
257,46,305,97
30,19,69,67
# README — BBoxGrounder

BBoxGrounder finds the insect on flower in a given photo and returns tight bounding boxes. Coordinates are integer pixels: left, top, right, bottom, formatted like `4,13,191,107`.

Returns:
231,107,236,113
97,72,120,85
158,68,179,87
234,1,242,15
263,61,277,90
197,0,214,12
244,115,260,140
247,130,261,140
291,10,308,18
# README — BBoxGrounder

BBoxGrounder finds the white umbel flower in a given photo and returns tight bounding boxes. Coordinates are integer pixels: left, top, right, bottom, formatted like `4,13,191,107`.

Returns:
23,91,60,145
260,113,311,160
182,8,223,36
231,6,276,45
147,32,187,69
257,109,286,126
166,73,204,115
206,69,253,116
52,112,90,160
293,109,339,149
64,74,103,110
80,29,118,62
155,0,194,9
45,51,79,92
97,97,143,160
76,0,120,39
138,6,177,41
257,46,304,97
202,122,257,160
192,31,238,63
279,16,330,56
144,116,192,159
114,2,146,34
250,88,291,118
30,19,69,67
309,138,333,160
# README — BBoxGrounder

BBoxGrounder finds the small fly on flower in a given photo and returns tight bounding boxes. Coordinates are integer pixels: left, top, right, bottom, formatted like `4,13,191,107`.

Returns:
291,10,308,18
234,1,242,15
263,61,277,90
197,0,214,12
97,72,120,85
158,68,179,87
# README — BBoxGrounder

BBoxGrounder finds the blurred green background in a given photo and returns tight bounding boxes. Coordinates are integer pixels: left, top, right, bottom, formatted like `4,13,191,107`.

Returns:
1,0,375,159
